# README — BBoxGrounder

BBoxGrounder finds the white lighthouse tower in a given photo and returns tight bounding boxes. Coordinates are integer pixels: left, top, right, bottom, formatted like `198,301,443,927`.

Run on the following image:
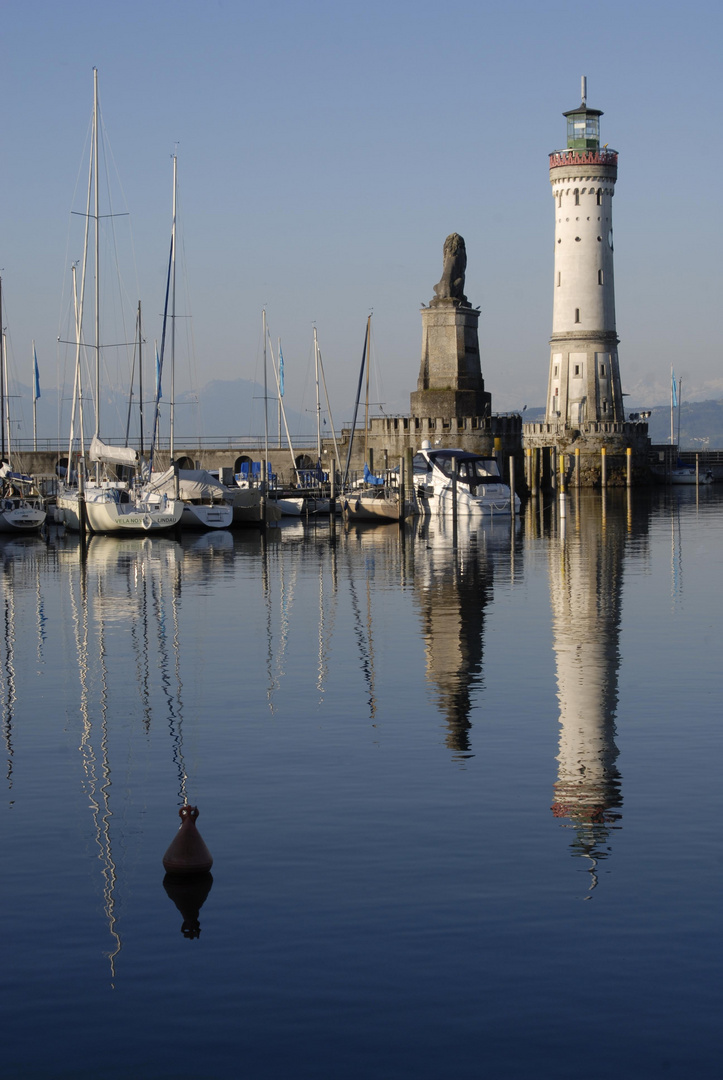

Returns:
546,78,624,425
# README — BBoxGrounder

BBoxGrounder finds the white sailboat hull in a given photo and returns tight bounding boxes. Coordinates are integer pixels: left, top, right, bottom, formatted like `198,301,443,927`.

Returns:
58,488,183,533
180,502,233,530
271,496,304,516
0,499,46,533
343,492,401,522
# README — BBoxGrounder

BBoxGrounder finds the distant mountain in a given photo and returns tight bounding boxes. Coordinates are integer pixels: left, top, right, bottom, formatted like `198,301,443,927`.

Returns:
15,379,723,450
12,377,318,445
515,401,723,449
639,399,723,449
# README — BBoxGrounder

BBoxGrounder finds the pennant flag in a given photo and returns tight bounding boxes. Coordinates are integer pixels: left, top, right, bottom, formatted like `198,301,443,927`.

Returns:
279,344,284,398
33,344,41,400
156,344,162,399
671,368,678,408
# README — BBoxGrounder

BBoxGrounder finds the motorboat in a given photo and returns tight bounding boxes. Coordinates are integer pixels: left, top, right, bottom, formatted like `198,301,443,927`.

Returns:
414,441,520,515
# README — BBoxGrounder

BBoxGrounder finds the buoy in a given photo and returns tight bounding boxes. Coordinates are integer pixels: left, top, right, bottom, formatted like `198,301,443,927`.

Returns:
162,804,213,874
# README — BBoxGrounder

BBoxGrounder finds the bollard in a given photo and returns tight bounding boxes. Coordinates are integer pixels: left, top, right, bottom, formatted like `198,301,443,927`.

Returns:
451,456,458,548
399,454,405,524
405,447,414,517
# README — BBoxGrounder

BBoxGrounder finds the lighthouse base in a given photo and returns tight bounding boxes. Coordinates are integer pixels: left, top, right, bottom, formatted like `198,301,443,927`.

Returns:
522,420,652,489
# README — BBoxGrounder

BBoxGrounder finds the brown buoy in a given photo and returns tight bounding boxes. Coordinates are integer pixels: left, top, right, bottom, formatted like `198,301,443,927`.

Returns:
162,804,213,874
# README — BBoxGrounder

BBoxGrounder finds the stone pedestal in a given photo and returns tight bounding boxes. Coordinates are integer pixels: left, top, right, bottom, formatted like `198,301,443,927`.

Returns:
410,299,490,419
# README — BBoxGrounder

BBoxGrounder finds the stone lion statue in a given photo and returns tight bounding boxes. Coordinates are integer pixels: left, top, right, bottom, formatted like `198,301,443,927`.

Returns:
433,232,468,303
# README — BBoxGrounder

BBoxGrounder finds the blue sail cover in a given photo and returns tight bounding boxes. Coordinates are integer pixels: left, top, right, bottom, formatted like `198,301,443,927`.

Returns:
363,463,385,486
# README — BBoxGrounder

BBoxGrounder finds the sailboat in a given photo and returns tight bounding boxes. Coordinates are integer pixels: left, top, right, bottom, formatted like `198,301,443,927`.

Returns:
666,370,713,485
56,70,183,534
342,315,403,522
0,279,46,534
147,155,232,531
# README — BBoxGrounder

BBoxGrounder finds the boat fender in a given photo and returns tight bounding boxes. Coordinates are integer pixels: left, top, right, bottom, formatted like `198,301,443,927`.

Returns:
142,514,153,530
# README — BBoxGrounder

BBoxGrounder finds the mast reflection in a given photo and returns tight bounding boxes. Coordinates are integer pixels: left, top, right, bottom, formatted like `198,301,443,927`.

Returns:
549,493,624,893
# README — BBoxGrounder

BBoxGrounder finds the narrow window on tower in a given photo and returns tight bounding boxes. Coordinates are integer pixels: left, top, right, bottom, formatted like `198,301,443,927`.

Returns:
557,272,561,287
554,365,559,377
597,188,602,205
600,363,606,377
574,189,580,205
557,191,562,209
598,269,604,285
574,308,580,323
574,364,580,376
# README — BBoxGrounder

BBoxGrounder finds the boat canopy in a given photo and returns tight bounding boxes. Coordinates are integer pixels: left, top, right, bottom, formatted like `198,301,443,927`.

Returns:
147,467,228,502
423,449,501,479
89,437,139,467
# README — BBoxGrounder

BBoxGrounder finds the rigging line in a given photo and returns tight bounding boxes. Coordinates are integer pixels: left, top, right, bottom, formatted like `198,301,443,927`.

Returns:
344,316,370,488
149,231,174,473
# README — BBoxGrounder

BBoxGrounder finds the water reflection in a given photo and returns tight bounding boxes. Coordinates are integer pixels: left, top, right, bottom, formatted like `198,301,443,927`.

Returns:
163,872,214,939
413,516,519,757
67,534,225,976
0,536,52,792
68,549,122,981
548,493,626,894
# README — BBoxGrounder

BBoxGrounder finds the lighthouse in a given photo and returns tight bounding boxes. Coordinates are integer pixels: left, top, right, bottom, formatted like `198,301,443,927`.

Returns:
546,77,624,425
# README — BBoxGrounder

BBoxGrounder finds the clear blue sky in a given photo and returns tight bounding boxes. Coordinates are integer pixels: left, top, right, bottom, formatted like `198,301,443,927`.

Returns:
2,0,721,433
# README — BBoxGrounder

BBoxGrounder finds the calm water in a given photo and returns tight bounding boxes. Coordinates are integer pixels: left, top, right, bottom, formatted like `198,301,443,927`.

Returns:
2,488,722,1079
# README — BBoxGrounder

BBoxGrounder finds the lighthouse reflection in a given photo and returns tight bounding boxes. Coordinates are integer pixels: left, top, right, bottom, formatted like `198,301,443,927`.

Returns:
549,494,625,893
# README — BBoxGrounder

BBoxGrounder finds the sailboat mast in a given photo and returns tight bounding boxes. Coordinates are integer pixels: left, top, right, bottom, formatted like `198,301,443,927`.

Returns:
138,302,144,457
262,308,269,494
0,277,4,460
343,315,370,488
277,337,282,449
313,326,321,464
364,317,371,463
32,340,37,452
93,67,100,441
316,344,343,478
170,154,177,462
2,330,9,459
